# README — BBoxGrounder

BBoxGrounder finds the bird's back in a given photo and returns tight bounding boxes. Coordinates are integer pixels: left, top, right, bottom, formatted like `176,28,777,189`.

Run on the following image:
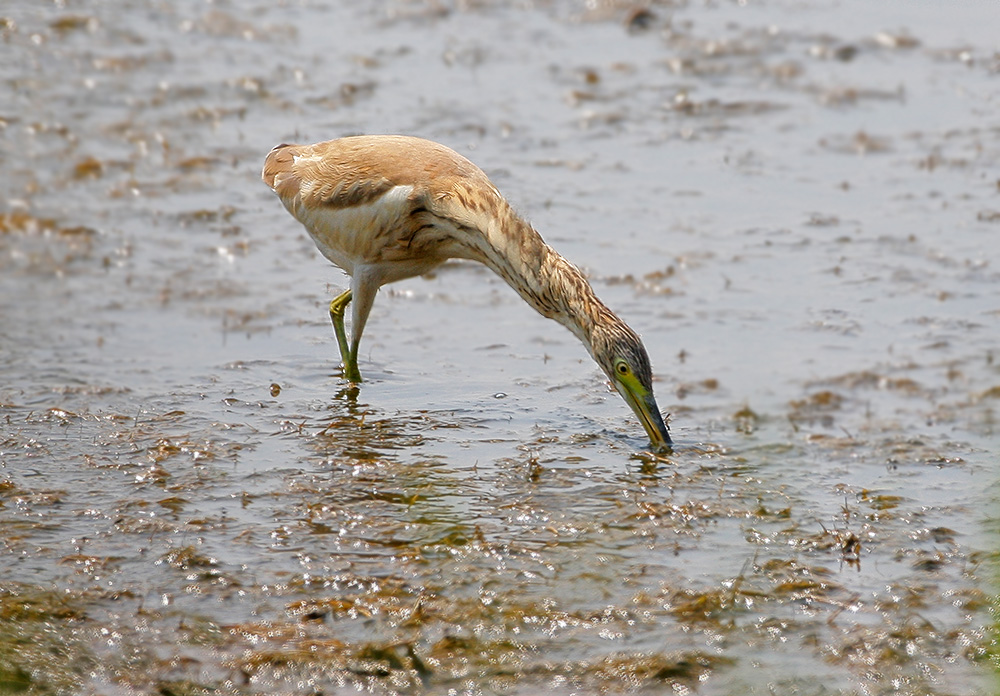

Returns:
263,135,493,207
262,135,505,277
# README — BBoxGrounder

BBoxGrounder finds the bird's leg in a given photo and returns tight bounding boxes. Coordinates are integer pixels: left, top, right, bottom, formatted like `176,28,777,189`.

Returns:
328,289,353,363
329,290,362,382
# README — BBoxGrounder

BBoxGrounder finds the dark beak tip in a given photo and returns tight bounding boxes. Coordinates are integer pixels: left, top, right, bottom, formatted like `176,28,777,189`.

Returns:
651,432,673,451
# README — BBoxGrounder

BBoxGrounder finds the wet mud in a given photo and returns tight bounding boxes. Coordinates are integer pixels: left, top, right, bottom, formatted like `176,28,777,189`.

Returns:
1,1,999,694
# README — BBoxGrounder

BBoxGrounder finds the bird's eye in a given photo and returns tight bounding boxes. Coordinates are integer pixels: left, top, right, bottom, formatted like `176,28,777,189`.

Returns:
615,360,630,376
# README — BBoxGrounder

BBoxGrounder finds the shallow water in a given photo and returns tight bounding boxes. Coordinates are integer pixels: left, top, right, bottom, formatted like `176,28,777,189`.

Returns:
1,1,999,694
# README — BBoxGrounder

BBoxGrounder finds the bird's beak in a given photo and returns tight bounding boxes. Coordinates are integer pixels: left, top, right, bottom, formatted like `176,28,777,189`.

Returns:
615,380,672,449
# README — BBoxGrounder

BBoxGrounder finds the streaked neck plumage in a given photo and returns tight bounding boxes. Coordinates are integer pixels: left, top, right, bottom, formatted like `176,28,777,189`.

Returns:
440,185,624,365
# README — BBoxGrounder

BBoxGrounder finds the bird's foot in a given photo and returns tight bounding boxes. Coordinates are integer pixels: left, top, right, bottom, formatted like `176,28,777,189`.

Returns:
341,360,363,384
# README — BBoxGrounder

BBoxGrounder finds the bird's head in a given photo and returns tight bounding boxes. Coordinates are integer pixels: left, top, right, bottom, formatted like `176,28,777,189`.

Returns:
591,323,672,449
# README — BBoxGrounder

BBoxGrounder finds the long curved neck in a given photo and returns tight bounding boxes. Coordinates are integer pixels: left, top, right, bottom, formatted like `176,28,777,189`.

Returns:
458,194,614,350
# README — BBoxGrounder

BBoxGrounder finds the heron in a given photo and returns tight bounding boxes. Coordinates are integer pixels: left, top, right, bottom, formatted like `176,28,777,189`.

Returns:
262,135,671,448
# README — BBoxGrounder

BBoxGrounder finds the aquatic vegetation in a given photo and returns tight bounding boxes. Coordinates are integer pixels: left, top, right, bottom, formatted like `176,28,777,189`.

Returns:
1,1,998,694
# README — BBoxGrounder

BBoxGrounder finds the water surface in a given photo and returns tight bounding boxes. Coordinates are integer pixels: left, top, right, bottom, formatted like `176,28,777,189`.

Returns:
1,1,998,694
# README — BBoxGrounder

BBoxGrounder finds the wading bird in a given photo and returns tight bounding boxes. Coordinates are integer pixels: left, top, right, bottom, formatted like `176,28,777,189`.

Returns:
262,135,671,447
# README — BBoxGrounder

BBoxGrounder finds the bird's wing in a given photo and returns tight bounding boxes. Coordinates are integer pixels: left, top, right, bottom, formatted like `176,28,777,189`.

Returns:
263,142,401,210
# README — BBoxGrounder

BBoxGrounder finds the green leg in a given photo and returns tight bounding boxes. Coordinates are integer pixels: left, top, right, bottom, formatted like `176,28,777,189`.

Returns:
329,290,362,383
